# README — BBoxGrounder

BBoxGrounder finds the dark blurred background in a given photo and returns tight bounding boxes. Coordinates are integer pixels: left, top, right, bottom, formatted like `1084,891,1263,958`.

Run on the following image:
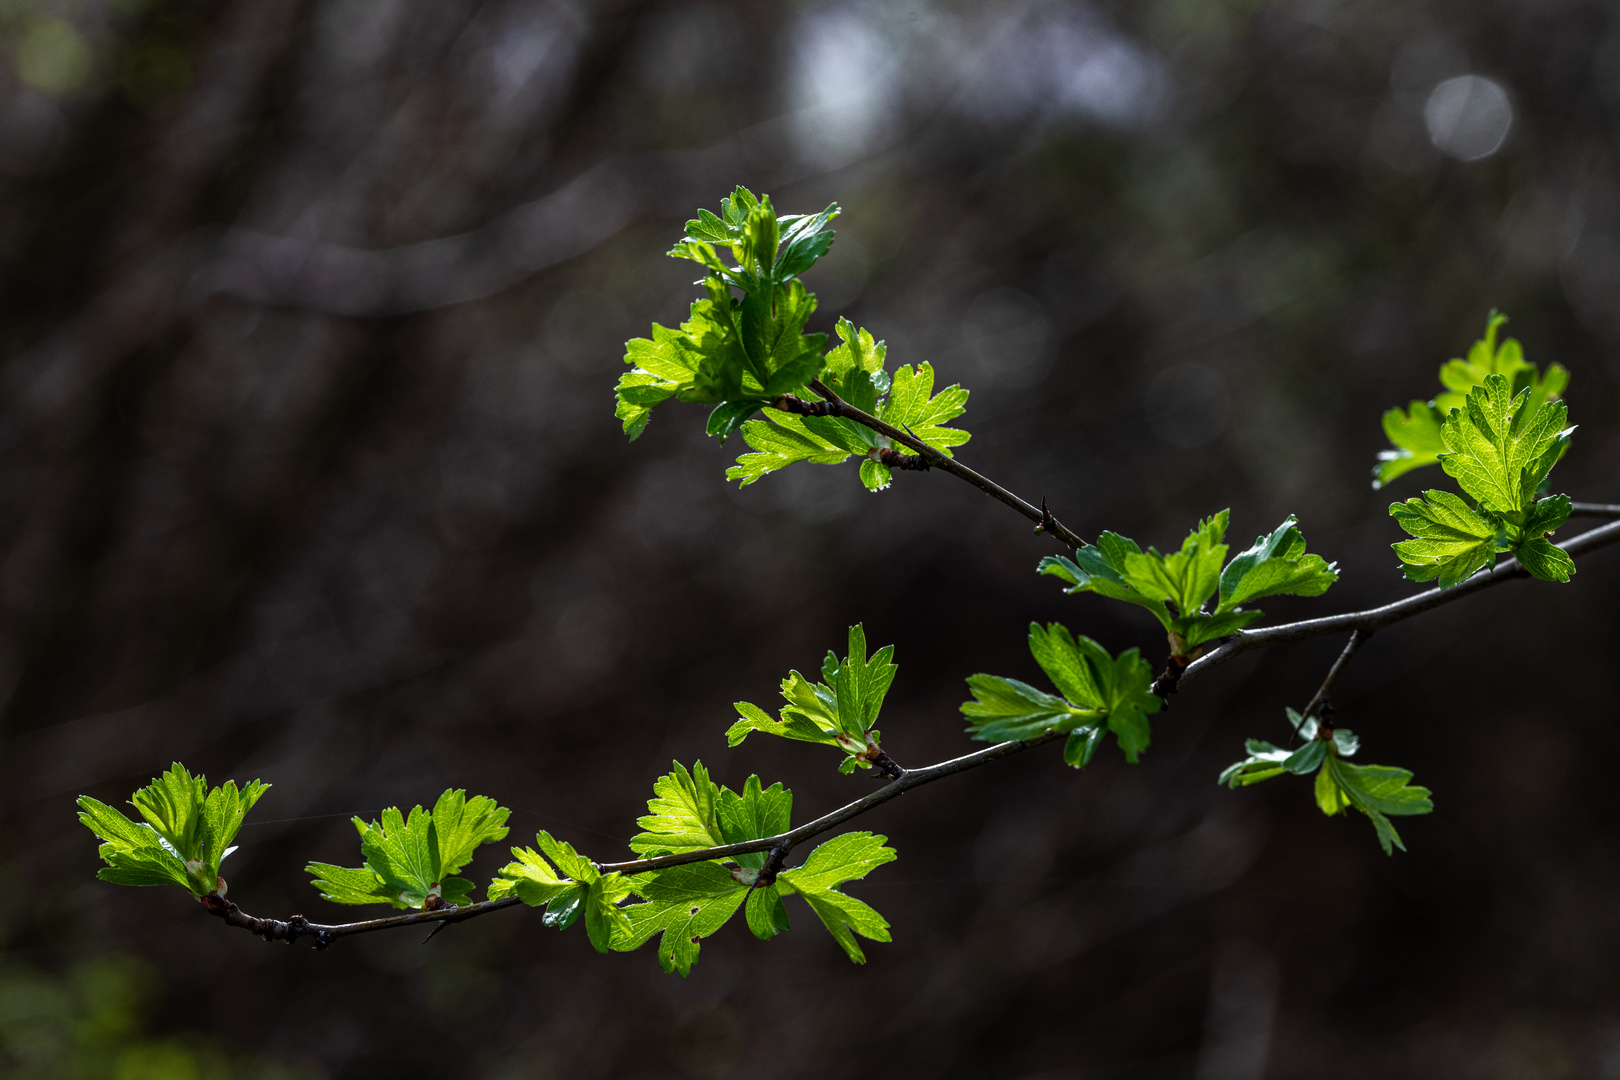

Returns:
2,0,1619,1076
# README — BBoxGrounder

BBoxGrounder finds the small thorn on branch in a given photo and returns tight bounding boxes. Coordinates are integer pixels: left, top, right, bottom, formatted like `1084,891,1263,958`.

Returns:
1036,497,1057,535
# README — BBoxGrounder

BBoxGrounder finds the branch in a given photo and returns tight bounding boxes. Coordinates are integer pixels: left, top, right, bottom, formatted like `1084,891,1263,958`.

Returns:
1179,518,1620,689
768,379,1087,549
199,891,525,948
1570,502,1620,518
196,518,1620,949
200,733,1063,947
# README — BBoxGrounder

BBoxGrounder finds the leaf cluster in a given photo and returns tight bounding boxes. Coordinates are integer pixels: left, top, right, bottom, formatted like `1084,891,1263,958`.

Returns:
1388,373,1575,587
1376,312,1569,488
726,318,971,491
492,762,896,975
77,763,268,897
1039,511,1338,657
727,624,899,772
615,187,840,441
306,789,510,910
1221,709,1432,854
960,622,1161,764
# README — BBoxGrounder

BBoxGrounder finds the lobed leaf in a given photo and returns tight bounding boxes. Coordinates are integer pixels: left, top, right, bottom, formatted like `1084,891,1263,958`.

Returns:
1388,489,1497,588
962,624,1159,763
1438,373,1571,518
1374,311,1570,488
305,789,509,910
777,832,896,964
78,764,269,897
728,625,895,771
629,761,725,857
1217,516,1339,611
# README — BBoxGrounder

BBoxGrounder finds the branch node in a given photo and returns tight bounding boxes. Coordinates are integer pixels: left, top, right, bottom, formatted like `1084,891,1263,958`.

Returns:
771,394,836,417
877,447,928,472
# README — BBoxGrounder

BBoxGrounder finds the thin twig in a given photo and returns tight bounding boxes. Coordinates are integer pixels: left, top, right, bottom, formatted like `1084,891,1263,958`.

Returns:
768,379,1088,550
1299,629,1367,721
198,519,1620,948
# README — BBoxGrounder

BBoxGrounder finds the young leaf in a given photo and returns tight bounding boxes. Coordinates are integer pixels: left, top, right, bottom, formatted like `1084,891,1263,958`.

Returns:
613,774,797,973
1121,510,1230,618
1217,516,1339,611
1375,400,1447,488
960,674,1097,742
629,761,726,857
78,763,270,897
1438,373,1572,518
1388,489,1498,588
1318,757,1433,855
777,832,896,964
1374,312,1569,487
1434,311,1568,417
1037,536,1173,630
1217,739,1295,788
879,362,971,458
725,413,858,487
728,625,896,771
487,843,577,908
613,863,750,977
305,790,509,910
962,624,1160,763
716,775,793,871
490,831,631,950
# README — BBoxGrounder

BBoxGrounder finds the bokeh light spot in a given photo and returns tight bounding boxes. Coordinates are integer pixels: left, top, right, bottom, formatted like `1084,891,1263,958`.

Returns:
1424,74,1512,161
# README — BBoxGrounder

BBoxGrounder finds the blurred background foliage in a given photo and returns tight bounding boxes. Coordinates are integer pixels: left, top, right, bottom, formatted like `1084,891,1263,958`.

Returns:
1,0,1618,1076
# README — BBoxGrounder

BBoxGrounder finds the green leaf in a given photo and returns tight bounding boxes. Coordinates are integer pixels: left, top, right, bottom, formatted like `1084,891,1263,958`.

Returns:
1438,373,1572,518
614,862,750,976
584,873,635,954
1376,312,1570,486
879,362,971,458
962,625,1160,762
827,624,897,743
960,674,1096,742
305,790,509,910
1435,311,1569,417
1217,516,1339,611
725,413,856,487
1515,536,1574,582
629,761,725,857
730,626,895,770
859,458,891,491
716,775,793,871
1218,739,1294,788
78,764,270,897
1038,536,1174,631
706,401,759,442
1317,757,1433,855
1389,489,1498,588
745,886,791,940
777,832,896,964
1120,510,1229,619
725,698,841,749
773,203,840,280
1063,726,1106,769
487,844,575,907
1374,400,1447,488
